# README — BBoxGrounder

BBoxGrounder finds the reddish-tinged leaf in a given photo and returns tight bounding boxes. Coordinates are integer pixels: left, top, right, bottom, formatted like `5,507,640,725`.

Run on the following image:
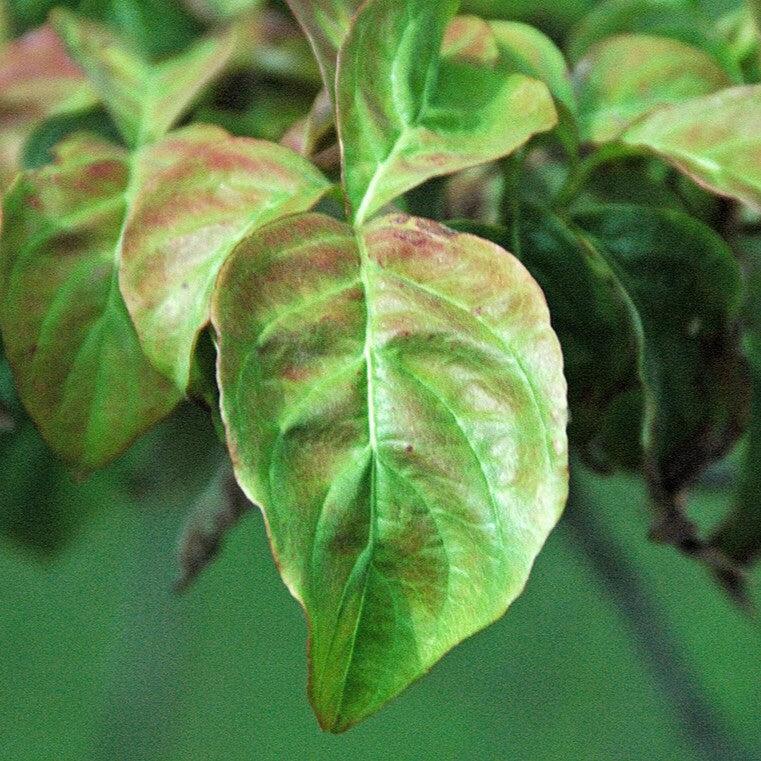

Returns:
0,25,97,189
622,85,761,209
0,136,180,469
213,212,568,731
120,125,331,389
576,34,730,143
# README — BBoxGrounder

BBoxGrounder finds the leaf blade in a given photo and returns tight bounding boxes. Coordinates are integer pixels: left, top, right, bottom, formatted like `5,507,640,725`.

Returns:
212,212,568,731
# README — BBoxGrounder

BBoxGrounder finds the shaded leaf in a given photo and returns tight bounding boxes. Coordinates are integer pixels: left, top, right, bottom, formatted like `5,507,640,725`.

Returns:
573,205,747,496
284,0,360,100
568,0,740,79
576,34,730,144
0,24,97,191
183,0,264,22
120,125,330,389
337,0,557,223
622,85,761,210
450,208,642,472
52,8,235,148
212,212,568,731
0,135,181,469
77,0,204,59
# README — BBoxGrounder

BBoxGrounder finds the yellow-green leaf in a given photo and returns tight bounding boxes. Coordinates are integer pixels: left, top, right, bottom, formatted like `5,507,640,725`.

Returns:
212,212,568,731
51,8,236,148
336,0,557,224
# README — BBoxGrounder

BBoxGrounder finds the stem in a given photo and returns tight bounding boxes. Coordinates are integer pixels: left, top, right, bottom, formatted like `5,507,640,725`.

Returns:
565,465,755,761
499,151,524,257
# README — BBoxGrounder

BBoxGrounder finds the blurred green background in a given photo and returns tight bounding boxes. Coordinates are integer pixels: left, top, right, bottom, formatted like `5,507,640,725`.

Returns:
1,411,759,760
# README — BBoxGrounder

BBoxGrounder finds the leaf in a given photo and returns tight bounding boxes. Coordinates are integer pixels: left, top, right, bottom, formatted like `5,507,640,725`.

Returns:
51,8,236,148
77,0,204,59
489,20,577,118
0,135,181,469
119,125,330,389
212,212,568,731
449,208,642,472
621,85,761,210
284,0,360,100
183,0,264,22
576,34,731,144
0,24,97,190
573,205,747,496
567,0,740,78
336,0,557,224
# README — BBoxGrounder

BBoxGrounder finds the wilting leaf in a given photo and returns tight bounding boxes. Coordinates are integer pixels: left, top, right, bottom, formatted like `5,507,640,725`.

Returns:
284,0,360,100
212,212,568,731
574,205,747,495
120,125,330,389
0,24,97,190
0,135,182,468
52,8,235,148
576,34,730,144
337,0,557,224
622,85,761,210
450,208,642,471
489,20,577,118
567,0,740,79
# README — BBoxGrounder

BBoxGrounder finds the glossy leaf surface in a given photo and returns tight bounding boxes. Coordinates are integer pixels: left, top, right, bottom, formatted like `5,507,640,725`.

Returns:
336,0,557,223
0,136,181,468
52,8,235,148
577,34,730,144
0,24,96,190
622,85,761,210
213,212,568,731
120,125,330,389
574,205,746,494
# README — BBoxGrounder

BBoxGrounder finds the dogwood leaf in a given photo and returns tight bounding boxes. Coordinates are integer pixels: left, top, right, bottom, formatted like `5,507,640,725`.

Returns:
120,125,330,389
577,34,730,144
336,0,557,224
489,20,577,117
284,0,359,100
622,85,761,210
212,212,568,731
0,24,96,190
574,205,746,495
51,8,235,148
0,136,180,469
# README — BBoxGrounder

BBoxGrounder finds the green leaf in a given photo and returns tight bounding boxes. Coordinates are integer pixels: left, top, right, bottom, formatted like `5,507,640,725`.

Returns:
183,0,265,22
212,212,568,731
574,205,747,495
119,125,330,390
51,8,235,148
576,34,731,144
284,0,360,100
0,24,97,191
621,85,761,209
568,0,740,78
0,135,181,469
489,20,577,118
77,0,204,59
336,0,557,224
